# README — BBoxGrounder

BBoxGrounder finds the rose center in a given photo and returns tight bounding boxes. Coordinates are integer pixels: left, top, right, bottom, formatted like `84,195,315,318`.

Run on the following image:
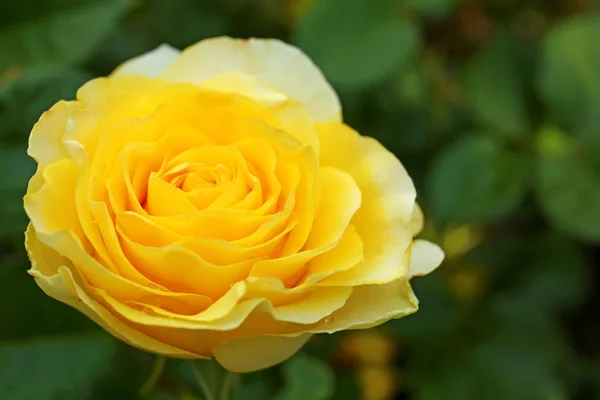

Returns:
160,162,232,192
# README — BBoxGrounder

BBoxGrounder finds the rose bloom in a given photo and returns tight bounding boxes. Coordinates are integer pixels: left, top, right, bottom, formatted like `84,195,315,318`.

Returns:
24,37,444,372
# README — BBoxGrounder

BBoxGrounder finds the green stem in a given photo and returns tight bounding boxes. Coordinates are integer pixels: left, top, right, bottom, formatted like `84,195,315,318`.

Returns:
138,356,167,397
191,361,217,400
220,371,237,400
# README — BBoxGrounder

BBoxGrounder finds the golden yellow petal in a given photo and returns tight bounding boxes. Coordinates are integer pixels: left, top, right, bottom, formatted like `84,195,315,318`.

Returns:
248,166,359,284
97,278,351,329
25,226,196,358
145,173,198,216
302,224,363,286
34,227,210,314
118,234,252,299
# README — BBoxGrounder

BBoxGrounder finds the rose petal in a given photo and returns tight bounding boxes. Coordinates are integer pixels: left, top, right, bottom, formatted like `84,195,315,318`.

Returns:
310,279,418,333
213,333,312,373
111,44,180,78
411,203,424,237
407,240,445,278
25,226,196,358
160,37,341,122
316,123,416,286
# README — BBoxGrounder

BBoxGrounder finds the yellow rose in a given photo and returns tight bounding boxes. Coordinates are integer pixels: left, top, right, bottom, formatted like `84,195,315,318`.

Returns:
23,37,444,372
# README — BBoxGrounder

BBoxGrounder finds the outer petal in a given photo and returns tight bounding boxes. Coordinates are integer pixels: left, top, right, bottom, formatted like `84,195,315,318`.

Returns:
160,37,341,122
27,101,78,193
316,122,416,286
311,279,418,333
25,225,195,358
411,203,424,236
407,240,445,278
111,44,180,78
213,333,312,373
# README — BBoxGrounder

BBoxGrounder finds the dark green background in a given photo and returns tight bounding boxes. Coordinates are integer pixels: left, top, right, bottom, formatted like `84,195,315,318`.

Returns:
1,0,600,399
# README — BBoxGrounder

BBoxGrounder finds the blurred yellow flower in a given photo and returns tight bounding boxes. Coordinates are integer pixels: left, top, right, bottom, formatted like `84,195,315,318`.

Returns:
340,330,397,366
448,266,488,303
358,365,398,400
442,224,483,259
24,37,444,373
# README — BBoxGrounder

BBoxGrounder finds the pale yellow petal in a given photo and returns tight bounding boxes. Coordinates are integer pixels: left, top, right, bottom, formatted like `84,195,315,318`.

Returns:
27,101,77,167
160,37,341,122
213,333,312,373
316,122,416,286
407,240,445,278
200,73,321,154
111,44,180,78
27,101,79,193
199,72,289,106
310,279,418,333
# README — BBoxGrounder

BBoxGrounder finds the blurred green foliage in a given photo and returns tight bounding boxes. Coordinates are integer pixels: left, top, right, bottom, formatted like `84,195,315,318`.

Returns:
1,0,600,399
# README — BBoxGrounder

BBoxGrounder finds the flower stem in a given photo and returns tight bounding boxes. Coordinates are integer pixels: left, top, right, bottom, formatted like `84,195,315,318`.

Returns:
190,360,238,400
191,361,217,400
138,355,167,397
220,371,237,400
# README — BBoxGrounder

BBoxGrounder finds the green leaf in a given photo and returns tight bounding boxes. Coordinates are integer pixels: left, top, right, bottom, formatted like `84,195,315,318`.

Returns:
0,334,116,400
0,67,93,142
428,134,527,223
294,0,419,91
274,353,335,400
465,32,530,139
538,16,600,134
0,0,135,70
535,138,600,241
